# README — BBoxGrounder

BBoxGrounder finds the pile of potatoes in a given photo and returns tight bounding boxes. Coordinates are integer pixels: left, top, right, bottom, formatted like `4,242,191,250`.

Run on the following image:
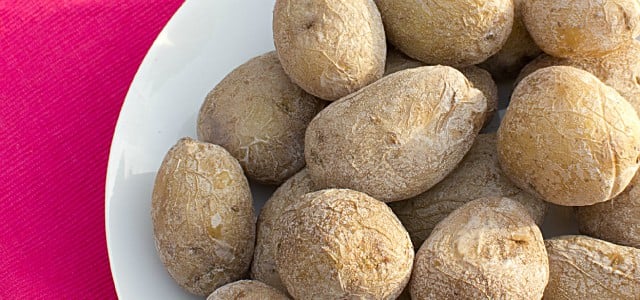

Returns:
151,0,640,298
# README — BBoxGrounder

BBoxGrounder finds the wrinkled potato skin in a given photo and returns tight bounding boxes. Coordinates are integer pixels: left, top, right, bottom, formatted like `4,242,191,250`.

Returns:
577,173,640,249
544,235,640,299
275,189,414,299
305,66,487,202
498,66,640,206
250,169,315,292
197,52,325,185
273,0,386,101
523,0,640,58
517,40,640,112
152,138,255,296
375,0,514,67
480,0,542,79
389,134,547,248
206,280,290,300
410,197,549,299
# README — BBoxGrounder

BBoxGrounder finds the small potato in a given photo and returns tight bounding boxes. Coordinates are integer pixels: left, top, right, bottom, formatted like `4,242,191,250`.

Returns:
544,235,640,299
375,0,514,67
523,0,640,58
151,138,255,296
207,280,289,300
517,40,640,112
197,52,325,185
410,197,549,299
275,189,414,299
577,173,640,249
273,0,386,101
389,133,547,248
480,0,542,79
250,169,315,292
305,66,487,202
498,66,640,206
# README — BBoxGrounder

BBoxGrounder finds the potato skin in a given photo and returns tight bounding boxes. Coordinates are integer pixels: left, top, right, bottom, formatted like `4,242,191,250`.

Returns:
517,40,640,112
250,169,315,292
275,189,414,299
206,280,289,300
498,66,640,206
523,0,640,58
151,138,255,296
577,173,640,249
375,0,514,67
479,0,542,79
197,52,324,185
389,134,547,248
305,66,487,202
544,235,640,299
273,0,386,101
410,197,549,299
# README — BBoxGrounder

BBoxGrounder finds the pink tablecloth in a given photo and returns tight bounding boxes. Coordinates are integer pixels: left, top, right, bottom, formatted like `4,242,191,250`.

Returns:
0,1,183,298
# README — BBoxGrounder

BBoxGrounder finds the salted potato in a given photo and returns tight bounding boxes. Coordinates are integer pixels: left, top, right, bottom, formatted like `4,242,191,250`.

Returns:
305,66,487,202
518,40,640,112
275,189,413,299
151,138,255,296
389,134,547,248
273,0,386,101
250,169,315,292
459,66,499,127
545,235,640,299
577,173,640,249
207,280,289,300
498,66,640,206
480,0,542,79
375,0,514,67
523,0,640,58
197,52,324,185
410,197,549,299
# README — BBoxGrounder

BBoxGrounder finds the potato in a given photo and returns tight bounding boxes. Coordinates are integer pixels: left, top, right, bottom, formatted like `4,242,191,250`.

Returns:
517,40,640,112
375,0,514,67
389,133,547,248
498,66,640,206
305,66,487,202
272,0,386,101
206,280,289,300
577,173,640,249
479,0,542,79
410,197,549,299
151,138,255,296
250,169,315,292
275,189,413,299
544,235,640,299
383,46,424,76
522,0,640,58
197,52,325,185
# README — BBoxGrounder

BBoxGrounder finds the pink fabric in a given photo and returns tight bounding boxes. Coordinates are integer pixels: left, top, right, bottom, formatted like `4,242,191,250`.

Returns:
0,1,183,298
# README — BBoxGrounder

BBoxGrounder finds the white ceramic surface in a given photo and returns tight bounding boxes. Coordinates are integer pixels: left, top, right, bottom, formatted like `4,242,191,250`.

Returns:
105,1,276,299
105,1,579,299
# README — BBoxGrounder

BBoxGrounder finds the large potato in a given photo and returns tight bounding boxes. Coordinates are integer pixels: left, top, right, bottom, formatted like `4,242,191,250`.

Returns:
151,138,255,296
498,66,640,206
305,66,487,202
517,40,640,112
375,0,514,67
207,280,289,300
389,133,547,248
273,0,386,101
480,0,542,79
250,169,315,292
523,0,640,58
197,52,325,185
544,235,640,299
275,189,414,299
410,197,549,299
577,173,640,249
